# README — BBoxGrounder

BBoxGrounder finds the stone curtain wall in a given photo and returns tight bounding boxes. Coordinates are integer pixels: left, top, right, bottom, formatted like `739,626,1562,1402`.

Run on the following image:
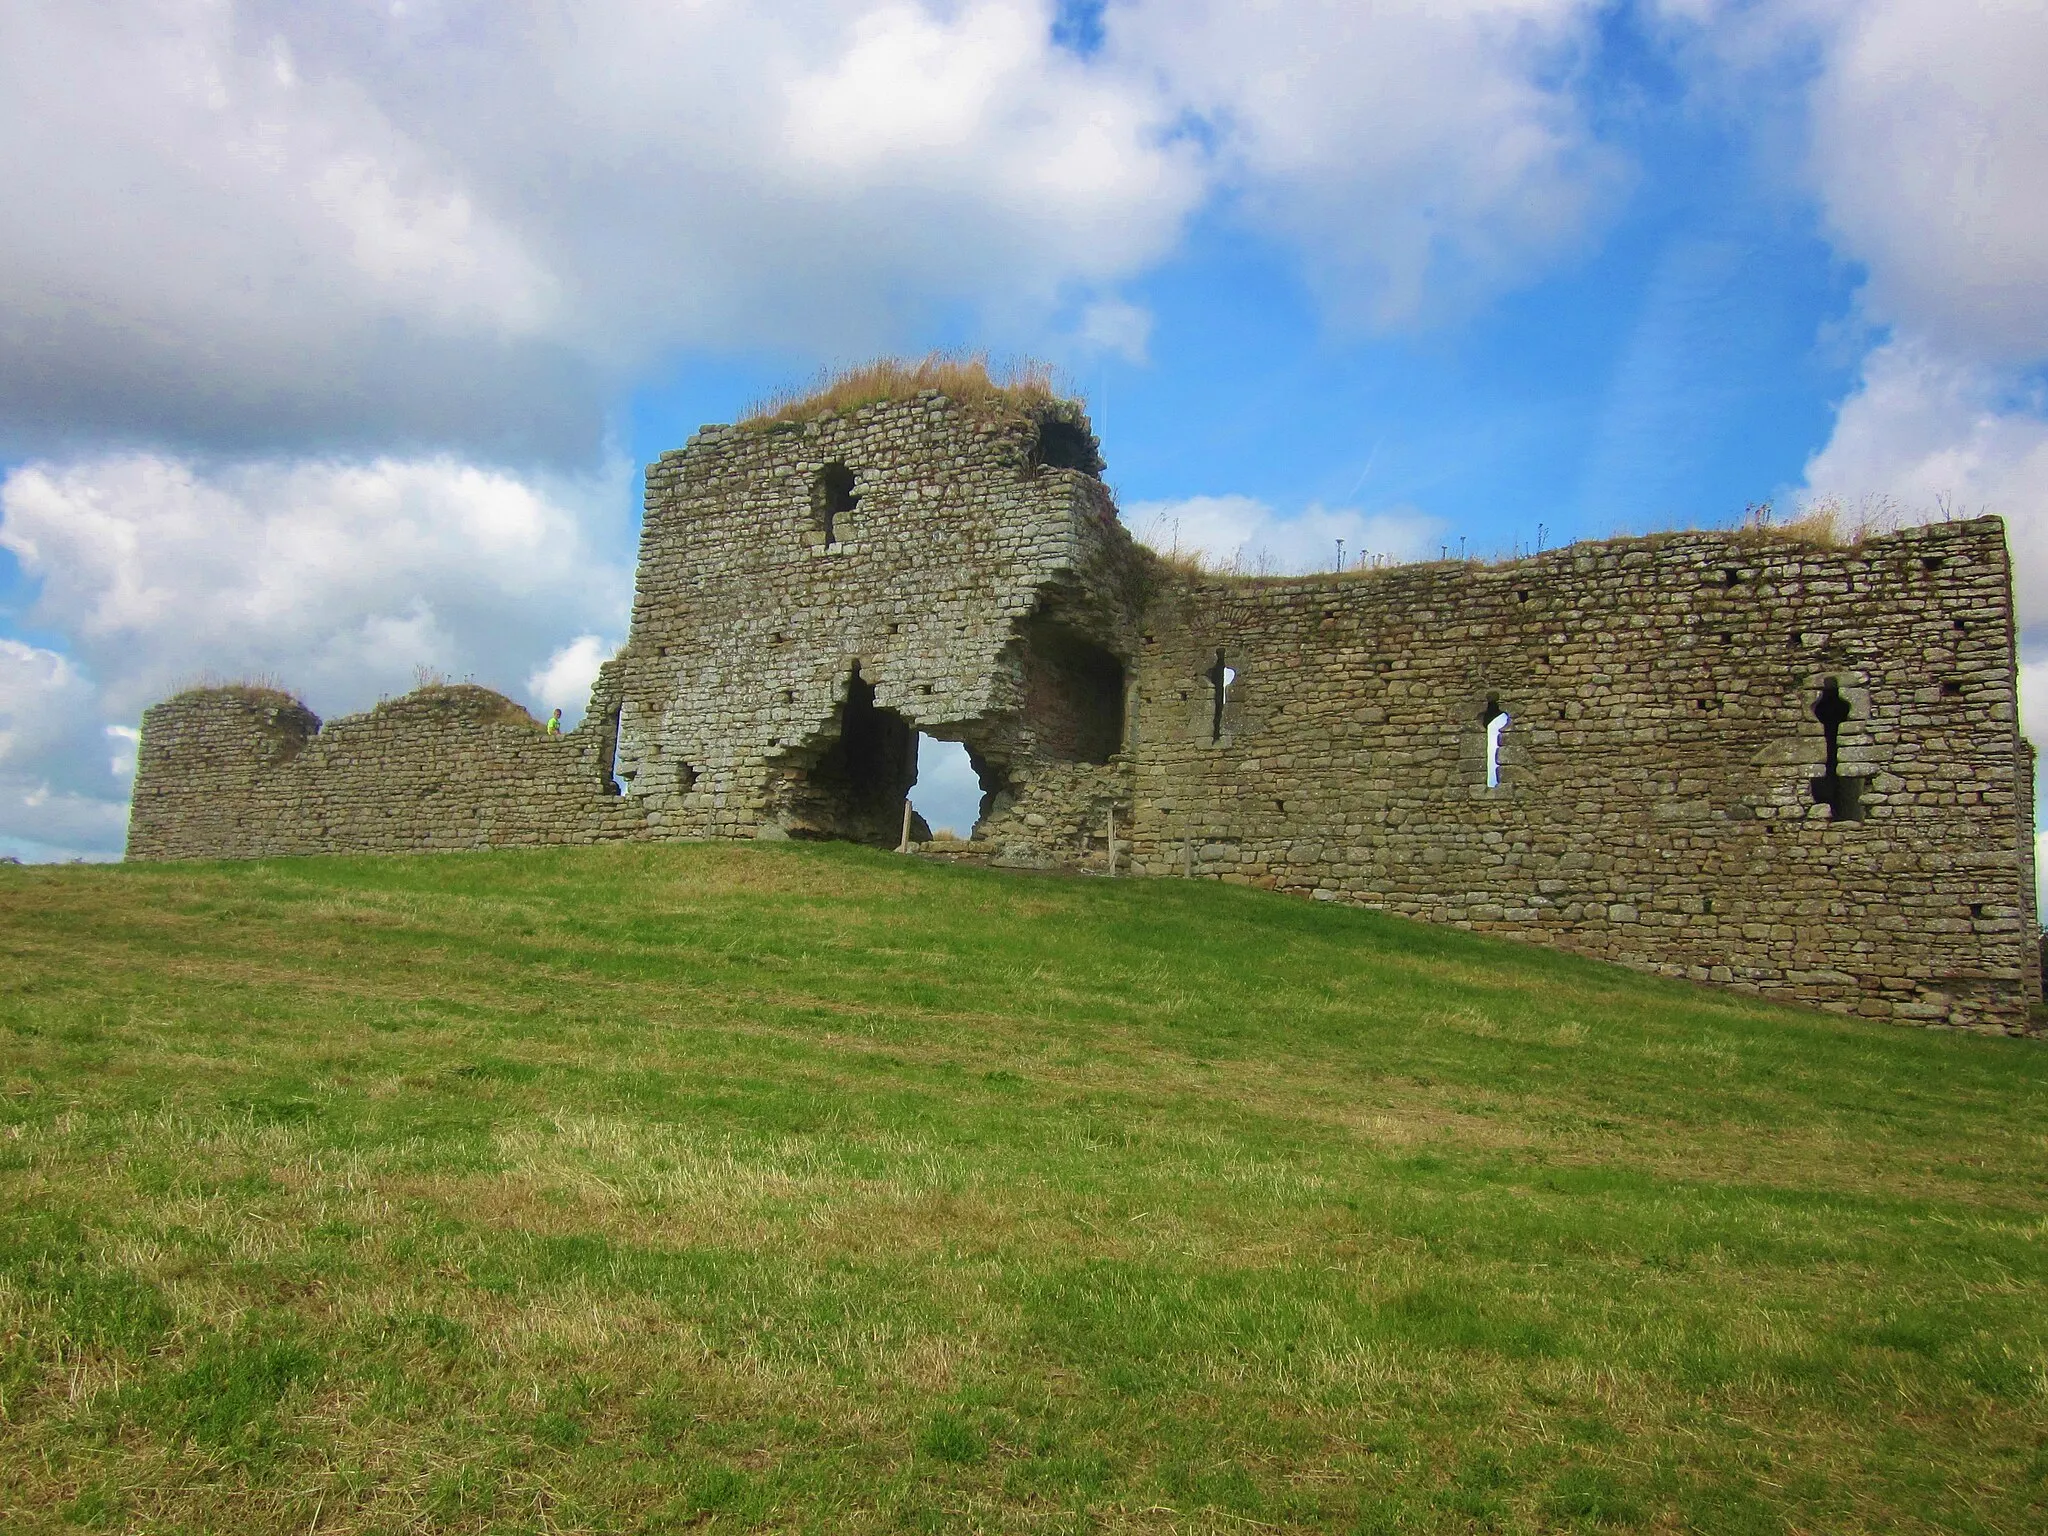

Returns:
128,685,646,859
1127,518,2038,1033
125,391,2039,1032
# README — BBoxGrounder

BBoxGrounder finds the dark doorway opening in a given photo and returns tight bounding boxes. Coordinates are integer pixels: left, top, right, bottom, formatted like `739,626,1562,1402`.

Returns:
1809,677,1867,821
803,664,920,846
1021,621,1126,762
600,704,623,795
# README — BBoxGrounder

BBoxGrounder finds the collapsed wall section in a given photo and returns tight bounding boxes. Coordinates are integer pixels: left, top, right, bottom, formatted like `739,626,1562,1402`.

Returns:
127,684,646,859
1127,517,2038,1033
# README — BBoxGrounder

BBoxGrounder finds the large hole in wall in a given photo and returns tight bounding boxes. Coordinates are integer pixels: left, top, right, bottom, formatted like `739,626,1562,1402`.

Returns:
909,738,980,839
1020,620,1125,763
1030,420,1104,476
908,736,1017,841
799,664,920,846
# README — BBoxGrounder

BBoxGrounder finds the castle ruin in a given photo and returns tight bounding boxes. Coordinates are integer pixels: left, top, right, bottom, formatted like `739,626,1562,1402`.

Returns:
128,388,2041,1034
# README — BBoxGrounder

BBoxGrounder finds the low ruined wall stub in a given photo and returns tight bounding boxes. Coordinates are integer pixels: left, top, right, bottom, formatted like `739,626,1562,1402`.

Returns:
1128,517,2038,1034
127,687,321,860
127,685,647,861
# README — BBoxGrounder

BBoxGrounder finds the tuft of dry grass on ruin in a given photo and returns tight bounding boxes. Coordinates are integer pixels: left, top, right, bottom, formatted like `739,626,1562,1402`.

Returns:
166,673,304,709
1147,546,1222,579
1729,494,1913,550
1128,513,1253,580
739,354,1067,429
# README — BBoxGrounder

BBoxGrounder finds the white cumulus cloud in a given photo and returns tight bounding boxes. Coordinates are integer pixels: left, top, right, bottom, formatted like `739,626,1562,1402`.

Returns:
1109,0,1620,326
0,1,1634,458
0,0,1209,459
1805,0,2048,365
1,452,634,720
0,639,130,861
1076,299,1154,365
1803,341,2048,630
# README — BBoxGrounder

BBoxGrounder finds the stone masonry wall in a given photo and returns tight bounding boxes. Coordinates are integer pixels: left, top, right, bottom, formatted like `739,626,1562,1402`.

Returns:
1126,517,2038,1033
603,390,1150,856
127,685,646,859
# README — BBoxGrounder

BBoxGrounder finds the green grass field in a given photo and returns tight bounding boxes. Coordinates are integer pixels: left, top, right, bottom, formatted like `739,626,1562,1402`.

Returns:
2,844,2045,1534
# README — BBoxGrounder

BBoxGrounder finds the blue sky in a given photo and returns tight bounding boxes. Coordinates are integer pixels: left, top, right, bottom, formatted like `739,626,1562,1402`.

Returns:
3,0,2046,860
615,6,1860,553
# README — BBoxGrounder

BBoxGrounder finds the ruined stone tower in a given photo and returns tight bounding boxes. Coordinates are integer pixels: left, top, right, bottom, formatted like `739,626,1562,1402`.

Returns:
579,391,1151,855
128,386,2041,1034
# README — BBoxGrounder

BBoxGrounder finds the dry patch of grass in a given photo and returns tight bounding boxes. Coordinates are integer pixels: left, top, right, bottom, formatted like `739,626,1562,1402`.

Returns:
738,353,1064,429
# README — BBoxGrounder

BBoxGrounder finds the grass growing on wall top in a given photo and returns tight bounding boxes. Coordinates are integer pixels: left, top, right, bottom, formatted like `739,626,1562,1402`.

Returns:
739,353,1066,429
2,843,2046,1533
159,677,305,709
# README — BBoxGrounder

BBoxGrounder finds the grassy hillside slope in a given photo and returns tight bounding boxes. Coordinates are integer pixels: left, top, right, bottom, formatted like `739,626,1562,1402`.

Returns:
2,845,2045,1534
